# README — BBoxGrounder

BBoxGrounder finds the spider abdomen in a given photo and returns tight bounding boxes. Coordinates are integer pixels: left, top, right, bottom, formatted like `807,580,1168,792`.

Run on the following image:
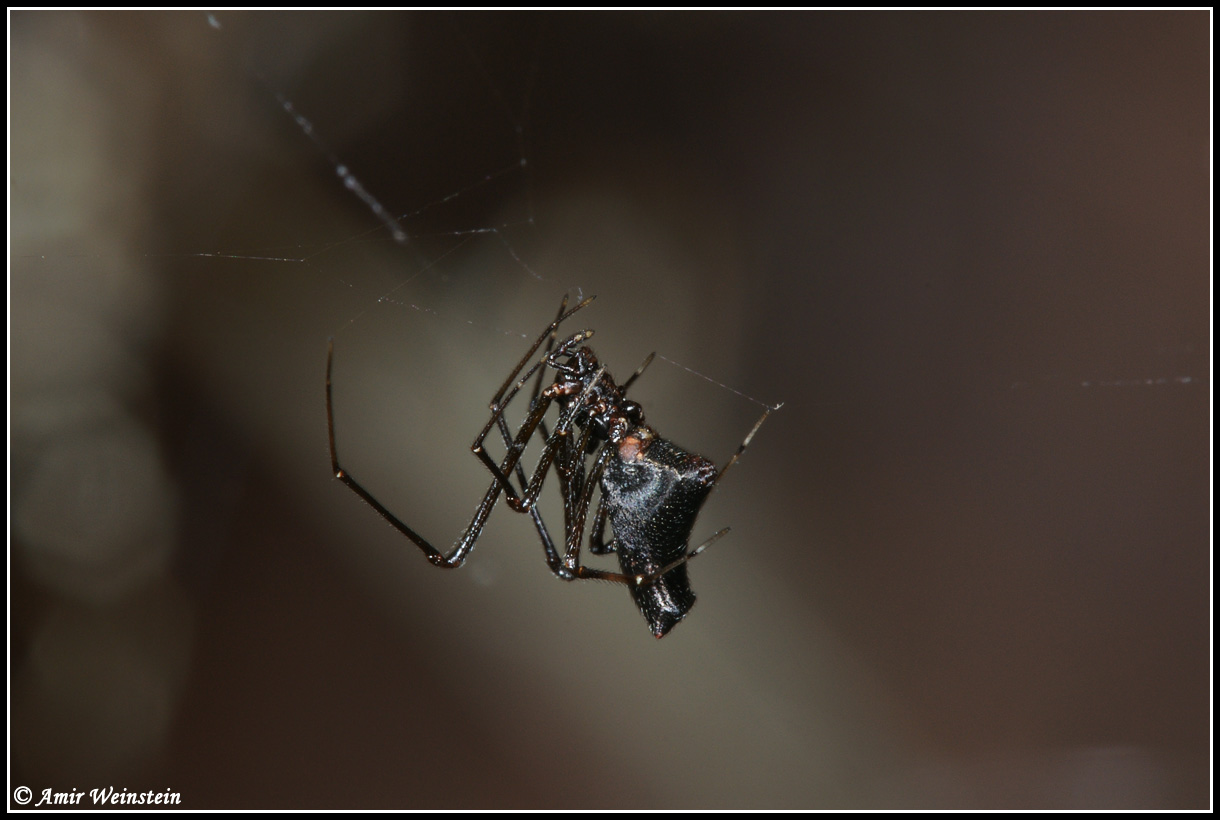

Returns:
601,432,717,637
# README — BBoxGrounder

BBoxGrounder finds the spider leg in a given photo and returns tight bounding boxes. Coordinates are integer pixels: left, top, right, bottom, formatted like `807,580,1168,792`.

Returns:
569,529,731,586
471,296,594,503
620,351,655,393
495,412,560,566
491,297,571,566
494,293,568,486
495,402,559,565
714,404,777,485
497,292,574,482
505,366,606,513
328,337,566,569
488,296,594,414
587,350,653,556
525,297,571,446
560,444,613,574
507,430,607,580
588,498,614,554
329,339,501,566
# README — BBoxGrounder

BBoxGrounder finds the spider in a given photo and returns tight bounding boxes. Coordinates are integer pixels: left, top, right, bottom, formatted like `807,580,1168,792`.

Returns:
326,295,774,637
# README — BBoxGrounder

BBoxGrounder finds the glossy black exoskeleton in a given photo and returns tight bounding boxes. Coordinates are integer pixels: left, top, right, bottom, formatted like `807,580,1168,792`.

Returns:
326,295,774,637
598,433,718,635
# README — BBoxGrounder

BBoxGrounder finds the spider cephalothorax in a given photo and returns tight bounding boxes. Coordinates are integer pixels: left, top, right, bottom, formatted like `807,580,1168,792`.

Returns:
544,340,644,446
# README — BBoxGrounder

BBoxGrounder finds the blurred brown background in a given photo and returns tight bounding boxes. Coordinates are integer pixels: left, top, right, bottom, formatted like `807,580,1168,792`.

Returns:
10,11,1209,809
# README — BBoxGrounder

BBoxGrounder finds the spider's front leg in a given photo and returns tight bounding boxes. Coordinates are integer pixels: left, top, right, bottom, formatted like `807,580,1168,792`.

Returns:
327,339,513,569
588,498,615,555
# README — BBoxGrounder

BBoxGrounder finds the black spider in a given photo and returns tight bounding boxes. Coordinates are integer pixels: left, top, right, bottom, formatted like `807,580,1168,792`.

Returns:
326,295,774,637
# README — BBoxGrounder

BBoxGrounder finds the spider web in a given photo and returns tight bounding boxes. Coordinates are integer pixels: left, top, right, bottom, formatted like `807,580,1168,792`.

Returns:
10,11,786,797
154,12,776,574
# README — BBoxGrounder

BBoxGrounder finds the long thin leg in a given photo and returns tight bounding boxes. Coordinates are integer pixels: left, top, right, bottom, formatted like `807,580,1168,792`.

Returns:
471,298,596,502
571,528,731,586
621,351,655,392
525,298,571,446
496,294,572,477
715,405,777,484
328,338,564,568
588,497,613,554
562,444,614,573
329,339,489,566
497,420,560,566
492,297,571,565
